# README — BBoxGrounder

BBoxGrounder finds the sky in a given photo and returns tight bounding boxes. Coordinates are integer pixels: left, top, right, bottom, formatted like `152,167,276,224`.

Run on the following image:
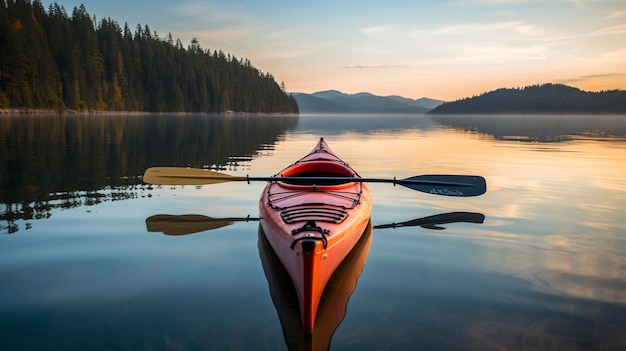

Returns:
46,0,626,101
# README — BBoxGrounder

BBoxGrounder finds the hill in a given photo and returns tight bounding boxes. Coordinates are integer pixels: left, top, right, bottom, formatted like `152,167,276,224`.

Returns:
428,84,626,114
293,91,443,114
0,1,298,113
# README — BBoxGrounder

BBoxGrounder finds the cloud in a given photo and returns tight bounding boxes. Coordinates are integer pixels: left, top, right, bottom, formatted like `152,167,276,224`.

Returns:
598,48,626,60
169,1,246,24
410,21,542,37
556,72,626,85
607,10,626,19
360,26,395,38
453,0,540,4
582,73,626,79
588,24,626,36
256,39,336,60
439,42,550,63
183,28,255,47
341,63,411,69
341,42,549,70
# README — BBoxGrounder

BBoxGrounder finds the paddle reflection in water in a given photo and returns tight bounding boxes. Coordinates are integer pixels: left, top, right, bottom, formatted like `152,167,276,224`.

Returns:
146,214,260,235
146,211,485,350
146,211,485,237
373,211,485,230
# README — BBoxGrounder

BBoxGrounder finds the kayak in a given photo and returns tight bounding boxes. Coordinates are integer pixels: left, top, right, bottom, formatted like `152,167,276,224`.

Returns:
259,137,372,333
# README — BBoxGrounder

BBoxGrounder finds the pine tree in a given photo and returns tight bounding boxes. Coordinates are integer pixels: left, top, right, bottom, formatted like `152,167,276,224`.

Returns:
0,1,299,113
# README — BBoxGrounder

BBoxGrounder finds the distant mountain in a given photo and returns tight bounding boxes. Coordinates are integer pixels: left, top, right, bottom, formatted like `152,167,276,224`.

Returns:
292,92,348,113
292,91,444,114
428,84,626,114
386,95,443,110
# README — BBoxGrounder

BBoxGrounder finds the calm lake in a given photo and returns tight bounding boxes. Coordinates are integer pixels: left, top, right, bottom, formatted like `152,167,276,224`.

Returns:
1,113,625,350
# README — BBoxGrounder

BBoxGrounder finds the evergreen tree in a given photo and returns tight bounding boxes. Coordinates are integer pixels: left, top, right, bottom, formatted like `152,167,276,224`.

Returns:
0,1,299,113
429,84,626,114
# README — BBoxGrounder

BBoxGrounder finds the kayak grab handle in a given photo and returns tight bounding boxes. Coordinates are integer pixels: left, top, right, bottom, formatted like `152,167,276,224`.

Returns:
291,220,330,236
290,221,330,250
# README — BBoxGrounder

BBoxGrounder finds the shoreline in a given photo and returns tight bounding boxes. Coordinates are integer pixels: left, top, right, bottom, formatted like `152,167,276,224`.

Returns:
0,108,149,115
0,108,299,116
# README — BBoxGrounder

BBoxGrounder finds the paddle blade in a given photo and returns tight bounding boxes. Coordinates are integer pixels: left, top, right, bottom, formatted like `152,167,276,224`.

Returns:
374,211,485,230
142,167,247,185
146,214,244,235
398,175,486,197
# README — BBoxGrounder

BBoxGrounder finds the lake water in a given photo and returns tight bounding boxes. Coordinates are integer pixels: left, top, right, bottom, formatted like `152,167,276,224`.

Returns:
1,113,625,350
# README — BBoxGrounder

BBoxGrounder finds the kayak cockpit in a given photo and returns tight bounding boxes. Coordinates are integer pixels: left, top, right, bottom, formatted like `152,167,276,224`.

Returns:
278,160,357,186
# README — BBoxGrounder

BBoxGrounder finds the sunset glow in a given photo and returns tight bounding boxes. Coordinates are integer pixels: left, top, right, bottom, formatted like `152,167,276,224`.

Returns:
48,0,626,100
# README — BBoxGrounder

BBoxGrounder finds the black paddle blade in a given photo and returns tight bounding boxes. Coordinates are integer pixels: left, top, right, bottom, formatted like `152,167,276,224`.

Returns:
397,175,487,197
374,211,485,230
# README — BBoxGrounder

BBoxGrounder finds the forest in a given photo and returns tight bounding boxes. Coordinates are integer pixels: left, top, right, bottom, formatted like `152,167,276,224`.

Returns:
0,0,299,113
429,84,626,114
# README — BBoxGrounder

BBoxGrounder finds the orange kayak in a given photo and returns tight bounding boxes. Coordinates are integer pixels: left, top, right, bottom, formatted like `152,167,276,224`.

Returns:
259,138,372,333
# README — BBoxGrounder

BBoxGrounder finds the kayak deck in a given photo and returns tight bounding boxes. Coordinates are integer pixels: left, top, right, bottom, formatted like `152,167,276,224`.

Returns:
259,138,372,333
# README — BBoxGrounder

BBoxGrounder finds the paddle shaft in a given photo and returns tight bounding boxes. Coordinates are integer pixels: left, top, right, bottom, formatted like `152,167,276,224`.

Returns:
150,173,476,187
237,176,471,187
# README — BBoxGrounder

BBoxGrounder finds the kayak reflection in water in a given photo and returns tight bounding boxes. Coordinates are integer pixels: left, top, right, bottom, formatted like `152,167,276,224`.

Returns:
258,221,373,351
146,211,484,350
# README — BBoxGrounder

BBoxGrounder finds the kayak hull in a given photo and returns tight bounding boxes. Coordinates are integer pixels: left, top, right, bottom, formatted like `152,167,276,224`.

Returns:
259,138,372,333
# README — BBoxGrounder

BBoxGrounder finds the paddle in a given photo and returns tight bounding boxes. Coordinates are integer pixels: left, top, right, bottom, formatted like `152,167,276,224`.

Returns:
146,214,259,235
142,167,487,197
373,211,485,230
146,212,485,235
